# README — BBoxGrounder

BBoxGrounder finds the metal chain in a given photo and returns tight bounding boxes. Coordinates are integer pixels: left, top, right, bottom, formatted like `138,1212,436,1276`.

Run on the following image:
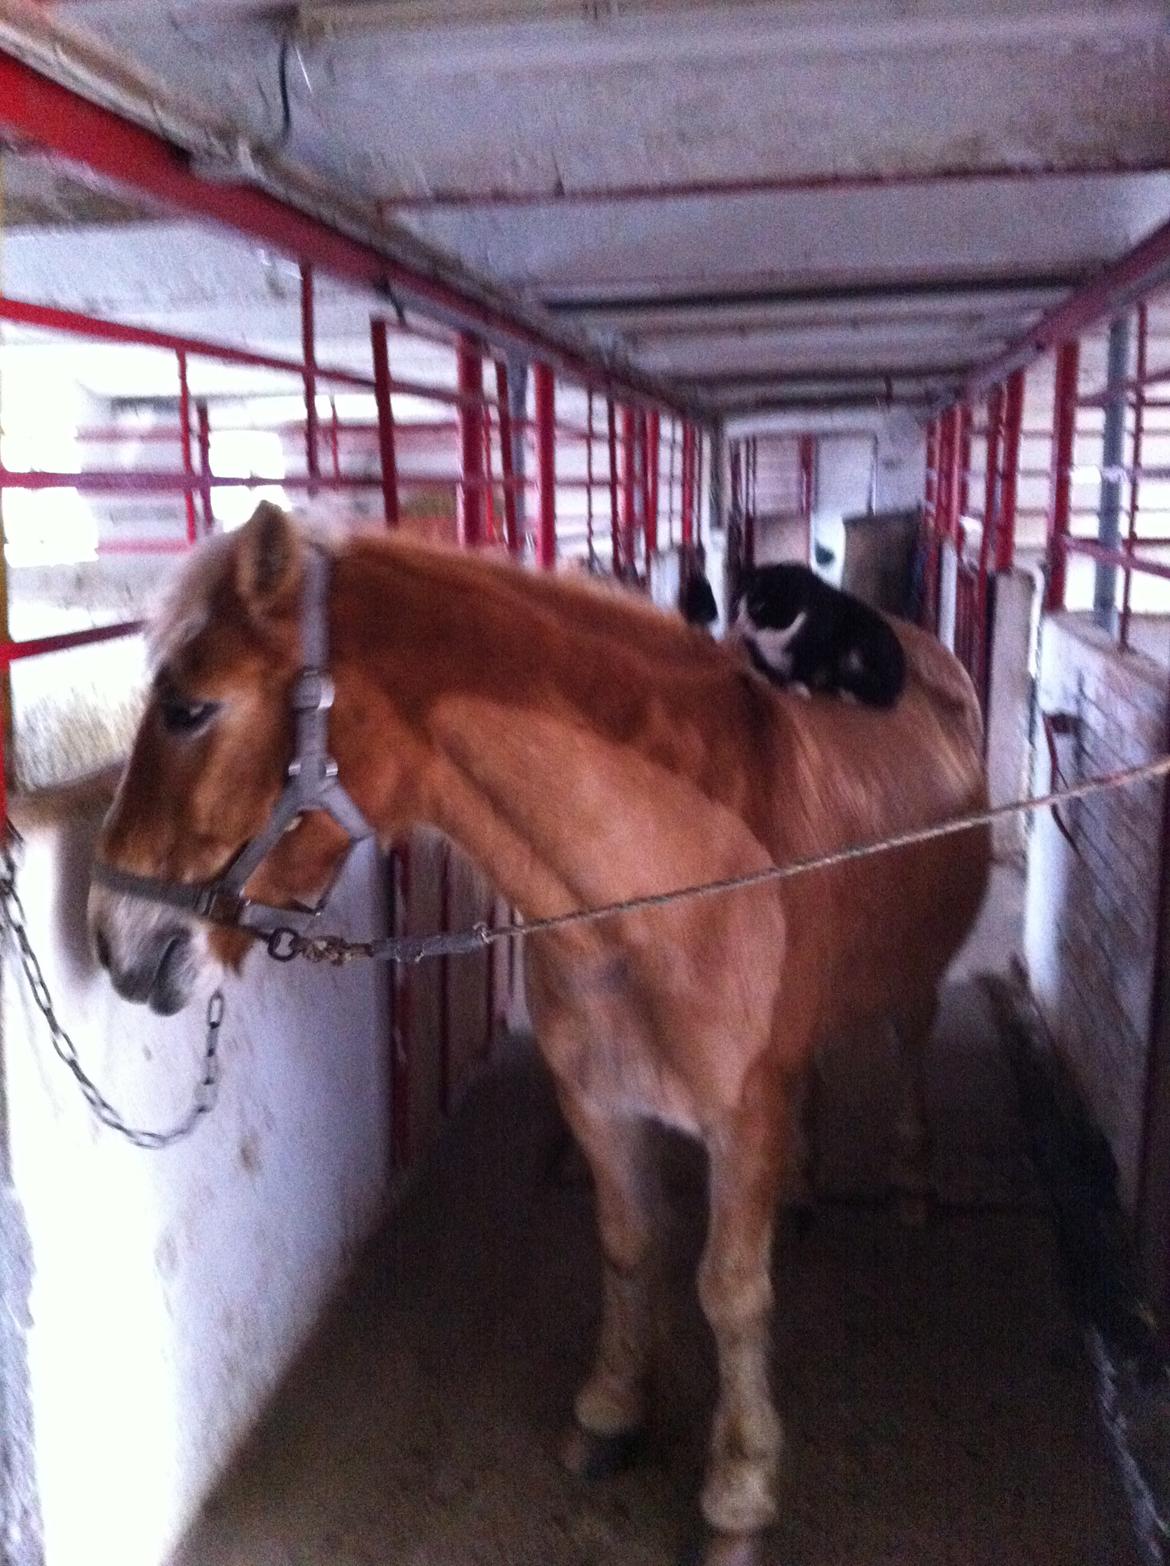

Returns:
0,838,225,1149
260,749,1170,968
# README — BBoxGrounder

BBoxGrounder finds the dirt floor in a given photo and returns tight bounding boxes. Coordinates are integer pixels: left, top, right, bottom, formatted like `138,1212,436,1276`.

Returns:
174,896,1144,1566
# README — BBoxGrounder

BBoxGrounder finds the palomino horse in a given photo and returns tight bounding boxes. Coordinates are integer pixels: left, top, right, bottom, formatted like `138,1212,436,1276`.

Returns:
89,504,989,1564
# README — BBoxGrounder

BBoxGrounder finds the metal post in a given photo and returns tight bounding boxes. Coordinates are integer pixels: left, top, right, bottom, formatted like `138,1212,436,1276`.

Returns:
1121,303,1147,650
495,360,520,554
607,397,620,573
956,403,973,525
681,423,695,552
997,368,1025,572
696,429,705,546
370,319,399,526
195,399,214,535
621,405,637,576
176,350,198,545
534,362,556,570
666,418,677,549
744,437,757,569
975,385,1004,701
922,417,940,631
1045,339,1081,612
481,396,498,544
644,409,659,569
798,433,816,563
585,390,595,565
708,420,724,544
300,262,320,495
457,333,485,547
506,355,528,552
1096,314,1131,630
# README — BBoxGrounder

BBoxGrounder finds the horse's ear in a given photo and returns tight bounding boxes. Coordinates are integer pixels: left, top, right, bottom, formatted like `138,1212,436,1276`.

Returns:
236,501,302,613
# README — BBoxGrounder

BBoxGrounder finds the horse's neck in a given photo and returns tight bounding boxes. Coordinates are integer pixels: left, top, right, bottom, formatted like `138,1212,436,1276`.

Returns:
337,546,763,923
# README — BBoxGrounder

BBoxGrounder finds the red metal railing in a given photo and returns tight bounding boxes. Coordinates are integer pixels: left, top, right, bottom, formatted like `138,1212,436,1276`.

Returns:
0,257,705,1178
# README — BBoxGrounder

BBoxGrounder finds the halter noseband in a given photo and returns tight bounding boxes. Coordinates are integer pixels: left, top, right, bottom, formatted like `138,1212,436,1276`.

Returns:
93,544,377,937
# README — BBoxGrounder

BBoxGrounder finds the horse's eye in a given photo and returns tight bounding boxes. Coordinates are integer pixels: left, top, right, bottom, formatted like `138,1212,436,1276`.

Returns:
159,695,220,736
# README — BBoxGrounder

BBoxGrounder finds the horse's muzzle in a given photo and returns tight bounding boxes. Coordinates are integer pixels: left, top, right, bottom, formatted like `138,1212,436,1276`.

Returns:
95,920,199,1016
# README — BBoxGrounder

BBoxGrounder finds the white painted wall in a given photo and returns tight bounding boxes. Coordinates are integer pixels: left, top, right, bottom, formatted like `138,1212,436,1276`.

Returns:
3,782,390,1566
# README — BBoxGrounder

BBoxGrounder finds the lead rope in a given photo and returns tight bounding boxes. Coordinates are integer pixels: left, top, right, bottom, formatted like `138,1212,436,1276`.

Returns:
6,749,1170,1147
262,749,1170,967
0,834,225,1149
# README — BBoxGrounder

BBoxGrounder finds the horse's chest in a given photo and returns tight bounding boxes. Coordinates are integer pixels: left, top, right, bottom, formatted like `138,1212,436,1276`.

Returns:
532,952,701,1133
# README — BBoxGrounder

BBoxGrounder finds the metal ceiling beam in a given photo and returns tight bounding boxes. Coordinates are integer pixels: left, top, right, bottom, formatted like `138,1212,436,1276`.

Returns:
682,362,974,388
544,273,1082,318
0,22,696,416
966,212,1170,397
381,161,1170,212
720,392,937,414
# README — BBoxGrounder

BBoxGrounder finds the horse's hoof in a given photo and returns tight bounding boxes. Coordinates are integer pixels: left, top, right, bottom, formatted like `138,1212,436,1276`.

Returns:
677,1528,768,1566
559,1422,642,1480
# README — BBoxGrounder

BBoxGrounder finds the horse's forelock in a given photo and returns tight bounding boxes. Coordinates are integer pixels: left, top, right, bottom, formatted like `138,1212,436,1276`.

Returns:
147,530,238,669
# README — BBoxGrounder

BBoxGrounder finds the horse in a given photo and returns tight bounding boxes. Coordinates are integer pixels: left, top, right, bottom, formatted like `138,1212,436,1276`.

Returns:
88,502,989,1565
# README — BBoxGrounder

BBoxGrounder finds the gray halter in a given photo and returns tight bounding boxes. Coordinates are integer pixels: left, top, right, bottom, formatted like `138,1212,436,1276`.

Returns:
93,545,377,938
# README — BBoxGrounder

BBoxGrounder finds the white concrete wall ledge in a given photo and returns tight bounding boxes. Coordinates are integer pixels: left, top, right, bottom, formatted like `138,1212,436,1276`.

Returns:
2,782,390,1566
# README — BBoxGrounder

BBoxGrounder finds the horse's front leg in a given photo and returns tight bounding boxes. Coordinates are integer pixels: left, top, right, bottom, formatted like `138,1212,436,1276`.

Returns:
555,1084,659,1474
697,1087,789,1551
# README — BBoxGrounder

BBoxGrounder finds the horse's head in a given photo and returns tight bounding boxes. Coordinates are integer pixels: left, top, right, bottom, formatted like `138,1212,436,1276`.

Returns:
89,503,365,1013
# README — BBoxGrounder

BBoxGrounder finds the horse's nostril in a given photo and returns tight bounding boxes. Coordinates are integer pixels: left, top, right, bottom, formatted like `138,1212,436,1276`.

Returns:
94,926,112,972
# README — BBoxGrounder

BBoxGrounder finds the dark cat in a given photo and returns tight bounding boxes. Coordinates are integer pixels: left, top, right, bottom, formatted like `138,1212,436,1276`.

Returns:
733,563,906,709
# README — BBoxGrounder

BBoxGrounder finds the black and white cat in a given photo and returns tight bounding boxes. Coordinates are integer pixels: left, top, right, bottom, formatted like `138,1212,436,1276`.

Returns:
733,563,906,709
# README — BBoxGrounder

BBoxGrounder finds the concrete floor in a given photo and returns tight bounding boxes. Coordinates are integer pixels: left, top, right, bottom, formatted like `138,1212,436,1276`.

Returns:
173,871,1142,1566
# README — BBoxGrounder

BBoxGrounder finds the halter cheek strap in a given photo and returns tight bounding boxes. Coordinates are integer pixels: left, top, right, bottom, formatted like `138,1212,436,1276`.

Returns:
93,543,377,935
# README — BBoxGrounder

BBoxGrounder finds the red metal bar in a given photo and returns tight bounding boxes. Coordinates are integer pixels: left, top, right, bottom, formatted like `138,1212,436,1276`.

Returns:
495,361,519,554
620,405,637,575
457,335,485,547
195,400,214,534
644,410,660,566
97,540,192,556
1061,535,1170,584
0,293,374,389
695,430,705,546
482,403,498,543
936,407,957,545
534,363,557,570
666,418,678,548
301,263,321,493
681,423,695,551
370,319,400,527
585,391,595,563
751,435,761,570
1121,303,1148,650
607,398,621,573
956,403,973,521
1046,339,1081,612
967,210,1170,397
0,469,382,494
975,385,1004,703
0,620,142,665
176,351,198,545
0,53,688,416
922,417,941,632
996,368,1026,572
